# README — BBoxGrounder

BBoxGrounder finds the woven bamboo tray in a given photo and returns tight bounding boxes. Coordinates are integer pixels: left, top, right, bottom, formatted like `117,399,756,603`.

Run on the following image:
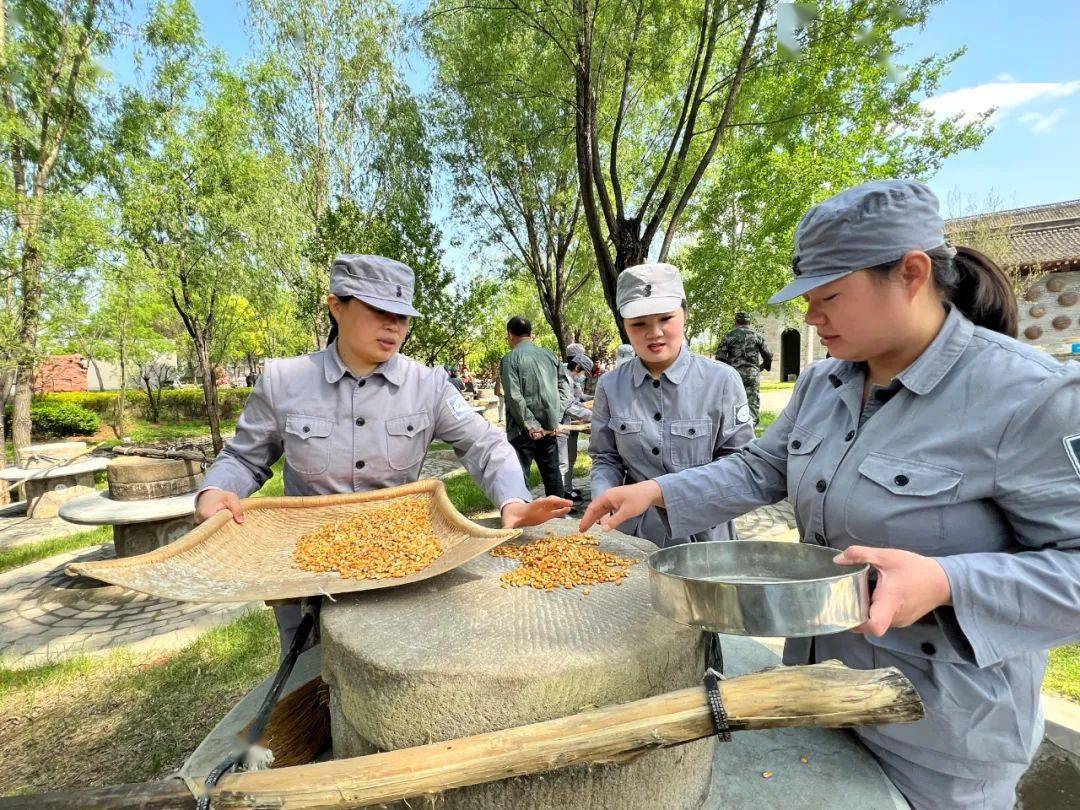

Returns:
65,479,520,603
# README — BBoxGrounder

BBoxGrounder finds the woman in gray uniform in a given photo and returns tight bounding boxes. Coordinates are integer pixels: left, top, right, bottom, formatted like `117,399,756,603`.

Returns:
589,262,755,547
196,254,572,652
581,180,1080,809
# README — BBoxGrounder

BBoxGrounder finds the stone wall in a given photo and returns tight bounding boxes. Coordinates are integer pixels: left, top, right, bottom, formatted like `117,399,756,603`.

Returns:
32,355,88,393
1018,269,1080,360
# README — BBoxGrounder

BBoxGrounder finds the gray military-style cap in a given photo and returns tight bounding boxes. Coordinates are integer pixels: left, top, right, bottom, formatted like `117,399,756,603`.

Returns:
566,342,586,357
616,262,686,318
569,353,594,373
615,344,636,366
330,254,421,317
769,179,954,305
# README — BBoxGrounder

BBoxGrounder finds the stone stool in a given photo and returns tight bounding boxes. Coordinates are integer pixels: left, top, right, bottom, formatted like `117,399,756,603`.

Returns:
0,456,108,504
60,490,196,557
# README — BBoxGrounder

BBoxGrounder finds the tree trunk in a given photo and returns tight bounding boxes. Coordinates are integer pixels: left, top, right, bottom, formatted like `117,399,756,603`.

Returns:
115,338,127,440
549,303,570,358
142,375,160,423
11,246,44,454
87,355,105,391
195,342,223,454
0,369,12,505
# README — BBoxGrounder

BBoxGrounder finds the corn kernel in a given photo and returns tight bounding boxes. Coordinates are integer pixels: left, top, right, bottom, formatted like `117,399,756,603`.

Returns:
492,532,637,592
293,495,442,580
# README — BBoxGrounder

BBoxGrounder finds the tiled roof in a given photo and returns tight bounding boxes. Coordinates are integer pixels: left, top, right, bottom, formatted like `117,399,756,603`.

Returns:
945,199,1080,269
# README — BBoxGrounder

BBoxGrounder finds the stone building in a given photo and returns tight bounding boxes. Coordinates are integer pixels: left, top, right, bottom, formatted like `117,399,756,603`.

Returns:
946,199,1079,362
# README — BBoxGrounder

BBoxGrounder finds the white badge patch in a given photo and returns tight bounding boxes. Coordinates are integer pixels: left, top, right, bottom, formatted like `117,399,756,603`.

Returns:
448,394,474,421
735,401,751,425
1064,434,1080,479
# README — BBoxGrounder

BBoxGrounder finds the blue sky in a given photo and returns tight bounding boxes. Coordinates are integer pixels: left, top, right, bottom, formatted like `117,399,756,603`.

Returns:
107,1,1080,237
898,0,1080,213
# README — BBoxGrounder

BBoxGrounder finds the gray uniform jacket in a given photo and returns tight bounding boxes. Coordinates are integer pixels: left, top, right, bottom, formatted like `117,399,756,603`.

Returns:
655,307,1080,782
590,346,755,546
201,343,531,507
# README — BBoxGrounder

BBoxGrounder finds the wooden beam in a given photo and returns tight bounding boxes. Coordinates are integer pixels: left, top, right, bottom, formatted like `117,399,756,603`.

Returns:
0,661,922,810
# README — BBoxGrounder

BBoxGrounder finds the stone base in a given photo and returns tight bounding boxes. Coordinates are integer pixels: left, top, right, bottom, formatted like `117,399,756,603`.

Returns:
113,515,195,557
28,484,96,519
322,521,714,809
23,472,96,504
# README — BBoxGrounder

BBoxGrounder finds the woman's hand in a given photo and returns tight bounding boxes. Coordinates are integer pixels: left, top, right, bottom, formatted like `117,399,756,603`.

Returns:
578,481,664,532
833,546,953,636
501,496,573,528
195,489,245,525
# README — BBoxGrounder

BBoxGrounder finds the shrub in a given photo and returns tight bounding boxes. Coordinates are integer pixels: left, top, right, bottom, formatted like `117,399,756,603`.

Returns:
31,387,252,423
29,402,100,437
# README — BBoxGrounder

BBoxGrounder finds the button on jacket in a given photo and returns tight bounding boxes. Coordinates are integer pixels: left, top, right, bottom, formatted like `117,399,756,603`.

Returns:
655,307,1080,783
590,346,755,546
202,343,531,507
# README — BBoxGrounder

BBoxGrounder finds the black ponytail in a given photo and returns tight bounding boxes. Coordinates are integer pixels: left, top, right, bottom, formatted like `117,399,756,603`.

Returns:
326,310,339,346
929,245,1018,338
327,294,353,347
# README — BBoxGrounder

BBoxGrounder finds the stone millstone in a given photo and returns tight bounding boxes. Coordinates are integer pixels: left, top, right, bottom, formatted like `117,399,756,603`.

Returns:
321,519,715,810
107,456,203,501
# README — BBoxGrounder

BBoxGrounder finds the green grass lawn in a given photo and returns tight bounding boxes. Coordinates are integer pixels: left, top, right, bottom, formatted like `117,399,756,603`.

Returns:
96,418,238,448
1046,644,1080,702
756,410,778,437
0,527,113,574
760,381,796,392
0,609,278,795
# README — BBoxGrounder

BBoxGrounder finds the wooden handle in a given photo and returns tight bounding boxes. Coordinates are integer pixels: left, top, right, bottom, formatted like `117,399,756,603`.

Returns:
0,661,922,810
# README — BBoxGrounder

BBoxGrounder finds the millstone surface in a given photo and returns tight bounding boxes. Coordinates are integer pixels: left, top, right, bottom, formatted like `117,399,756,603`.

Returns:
322,519,716,809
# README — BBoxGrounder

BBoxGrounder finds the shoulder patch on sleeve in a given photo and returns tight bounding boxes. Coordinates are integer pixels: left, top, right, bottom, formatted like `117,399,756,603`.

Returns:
1064,434,1080,479
735,401,751,425
448,394,474,421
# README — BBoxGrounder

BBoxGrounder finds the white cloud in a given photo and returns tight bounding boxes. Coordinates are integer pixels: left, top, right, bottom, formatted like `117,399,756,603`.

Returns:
1019,108,1066,134
922,79,1080,125
995,73,1016,82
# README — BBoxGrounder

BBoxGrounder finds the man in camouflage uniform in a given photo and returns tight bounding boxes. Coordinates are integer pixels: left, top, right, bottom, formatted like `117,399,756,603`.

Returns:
715,312,773,425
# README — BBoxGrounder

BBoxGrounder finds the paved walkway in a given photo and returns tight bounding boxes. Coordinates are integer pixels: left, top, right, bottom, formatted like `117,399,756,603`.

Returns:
0,501,94,551
0,544,259,668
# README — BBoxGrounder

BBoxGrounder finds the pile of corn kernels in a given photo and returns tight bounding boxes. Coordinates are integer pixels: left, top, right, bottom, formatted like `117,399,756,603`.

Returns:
293,496,443,580
492,532,637,592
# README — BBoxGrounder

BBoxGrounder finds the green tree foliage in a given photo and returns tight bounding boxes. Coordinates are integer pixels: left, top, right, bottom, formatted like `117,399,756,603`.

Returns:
424,2,590,354
0,0,122,453
107,0,293,452
677,1,989,336
247,0,425,345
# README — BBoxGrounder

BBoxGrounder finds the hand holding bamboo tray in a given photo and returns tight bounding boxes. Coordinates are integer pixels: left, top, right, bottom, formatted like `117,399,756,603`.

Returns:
65,479,520,603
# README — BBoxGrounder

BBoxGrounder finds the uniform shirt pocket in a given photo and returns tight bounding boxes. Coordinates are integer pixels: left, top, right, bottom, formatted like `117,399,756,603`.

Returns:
669,418,713,468
786,424,823,502
609,417,645,472
284,414,334,476
845,452,963,551
385,411,432,471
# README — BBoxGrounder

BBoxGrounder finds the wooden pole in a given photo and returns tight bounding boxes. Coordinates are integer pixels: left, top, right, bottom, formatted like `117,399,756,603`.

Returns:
0,661,922,810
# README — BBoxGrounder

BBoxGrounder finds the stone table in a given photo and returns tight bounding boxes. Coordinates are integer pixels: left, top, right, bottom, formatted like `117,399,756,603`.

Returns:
59,489,196,557
321,518,905,809
0,456,107,504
